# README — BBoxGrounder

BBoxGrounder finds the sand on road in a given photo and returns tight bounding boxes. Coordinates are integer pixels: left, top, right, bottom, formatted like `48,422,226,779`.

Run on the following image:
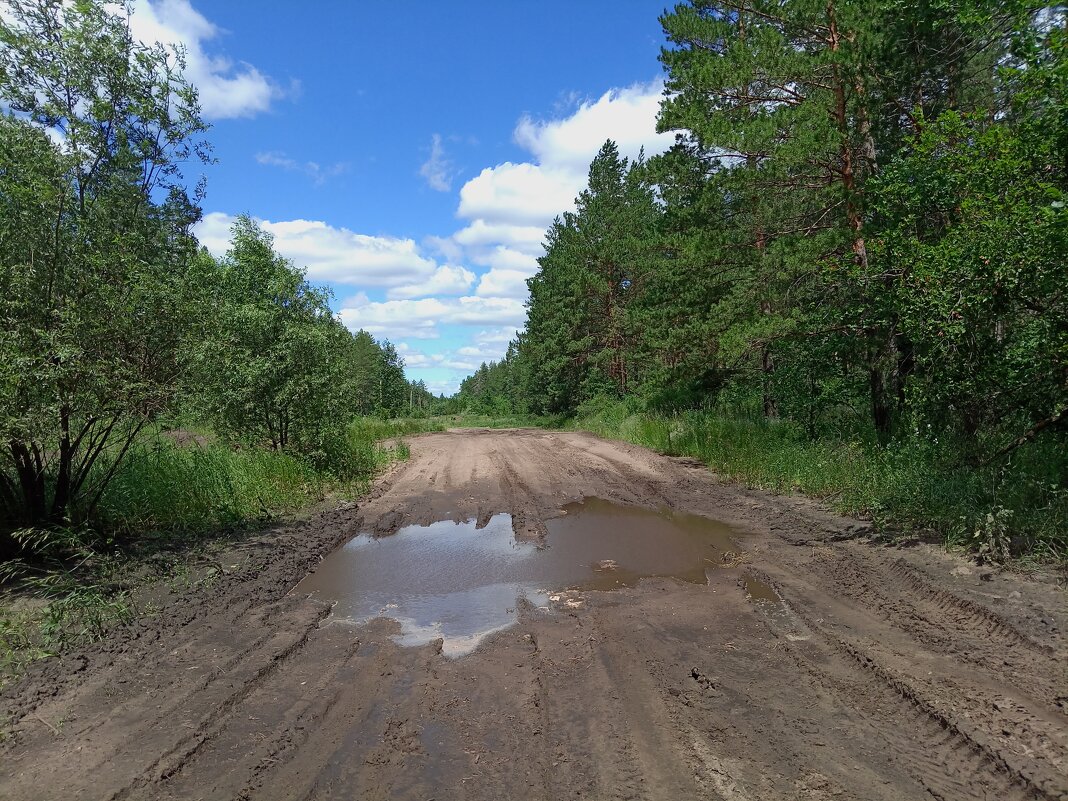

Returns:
2,428,1066,800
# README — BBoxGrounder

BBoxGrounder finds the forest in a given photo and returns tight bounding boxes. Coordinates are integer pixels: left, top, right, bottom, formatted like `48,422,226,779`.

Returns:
455,1,1067,560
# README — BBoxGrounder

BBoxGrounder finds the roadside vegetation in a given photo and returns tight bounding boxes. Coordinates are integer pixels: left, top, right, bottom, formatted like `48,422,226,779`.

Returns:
0,2,448,683
453,2,1067,563
565,400,1066,564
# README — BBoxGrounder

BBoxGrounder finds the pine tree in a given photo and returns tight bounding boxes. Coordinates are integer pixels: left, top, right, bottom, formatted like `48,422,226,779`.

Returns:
524,141,659,413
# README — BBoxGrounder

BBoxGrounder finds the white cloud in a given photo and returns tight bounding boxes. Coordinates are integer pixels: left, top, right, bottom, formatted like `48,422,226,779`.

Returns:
192,211,236,255
339,298,446,340
514,81,674,172
448,296,527,326
475,268,532,299
452,220,545,255
387,264,475,300
194,212,438,287
457,162,577,227
255,151,297,170
475,327,521,345
398,341,509,374
394,343,437,368
419,133,454,192
476,246,541,273
454,80,670,233
197,80,672,362
256,151,349,184
424,234,464,263
128,0,288,119
338,295,526,341
442,78,672,313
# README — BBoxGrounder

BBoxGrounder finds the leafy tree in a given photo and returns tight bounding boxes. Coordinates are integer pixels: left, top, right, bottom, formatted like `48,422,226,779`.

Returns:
869,111,1066,453
349,330,384,416
187,217,357,460
371,340,409,417
0,0,209,545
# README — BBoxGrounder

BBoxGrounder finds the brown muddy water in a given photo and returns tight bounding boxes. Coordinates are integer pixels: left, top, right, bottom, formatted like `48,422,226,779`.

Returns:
743,575,782,605
293,497,745,657
292,501,743,657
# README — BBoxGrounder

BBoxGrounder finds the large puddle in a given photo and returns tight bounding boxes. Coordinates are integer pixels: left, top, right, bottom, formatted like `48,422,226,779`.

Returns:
294,497,744,657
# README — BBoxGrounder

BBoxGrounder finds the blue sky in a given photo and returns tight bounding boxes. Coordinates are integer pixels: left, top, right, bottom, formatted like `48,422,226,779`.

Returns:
132,1,678,394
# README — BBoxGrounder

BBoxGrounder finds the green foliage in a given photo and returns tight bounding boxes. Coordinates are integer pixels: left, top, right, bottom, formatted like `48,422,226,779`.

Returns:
96,443,326,536
185,216,357,469
523,141,660,413
868,111,1066,444
568,400,1067,562
0,0,210,548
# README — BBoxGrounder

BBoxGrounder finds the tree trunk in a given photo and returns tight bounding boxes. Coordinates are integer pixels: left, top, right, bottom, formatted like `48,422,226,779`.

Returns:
51,405,72,520
828,1,870,271
9,440,47,525
869,366,892,441
893,332,914,411
759,298,778,419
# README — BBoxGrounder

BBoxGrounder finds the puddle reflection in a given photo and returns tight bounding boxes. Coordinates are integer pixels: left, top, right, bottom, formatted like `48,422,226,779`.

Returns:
294,498,744,657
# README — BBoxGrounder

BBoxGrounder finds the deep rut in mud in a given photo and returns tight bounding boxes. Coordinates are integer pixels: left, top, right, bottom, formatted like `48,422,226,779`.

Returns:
1,428,1066,801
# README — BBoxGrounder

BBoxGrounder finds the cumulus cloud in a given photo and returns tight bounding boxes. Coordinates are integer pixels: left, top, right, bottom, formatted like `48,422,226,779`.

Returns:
424,234,464,263
475,268,533,299
255,151,350,185
475,246,541,273
128,0,288,119
387,265,475,300
397,341,509,374
452,220,545,255
419,133,454,192
455,80,671,233
457,162,577,227
194,212,439,287
197,80,673,360
514,81,675,172
338,295,526,341
475,327,521,345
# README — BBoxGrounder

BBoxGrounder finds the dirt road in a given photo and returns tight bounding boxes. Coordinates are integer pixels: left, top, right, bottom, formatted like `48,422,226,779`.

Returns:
2,428,1066,800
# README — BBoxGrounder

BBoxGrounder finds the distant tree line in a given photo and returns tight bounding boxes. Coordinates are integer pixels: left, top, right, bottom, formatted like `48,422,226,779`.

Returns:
457,0,1066,466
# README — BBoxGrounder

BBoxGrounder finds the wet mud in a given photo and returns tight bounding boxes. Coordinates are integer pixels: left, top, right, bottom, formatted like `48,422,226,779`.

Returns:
1,427,1066,801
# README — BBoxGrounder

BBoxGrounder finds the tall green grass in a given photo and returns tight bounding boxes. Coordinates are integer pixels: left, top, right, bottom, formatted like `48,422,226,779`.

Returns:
94,416,440,543
569,400,1067,563
97,445,327,539
0,416,436,685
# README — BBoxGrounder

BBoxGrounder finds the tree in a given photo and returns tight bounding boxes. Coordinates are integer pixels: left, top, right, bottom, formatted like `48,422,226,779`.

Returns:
654,0,1042,437
0,0,210,546
187,217,356,458
375,340,409,417
869,110,1066,453
524,141,659,413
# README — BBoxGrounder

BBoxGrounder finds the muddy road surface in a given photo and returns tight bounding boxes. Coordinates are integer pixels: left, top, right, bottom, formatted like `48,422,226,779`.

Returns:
2,428,1066,800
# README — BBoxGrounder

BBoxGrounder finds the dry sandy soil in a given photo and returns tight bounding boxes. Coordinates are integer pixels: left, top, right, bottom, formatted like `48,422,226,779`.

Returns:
1,428,1066,800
